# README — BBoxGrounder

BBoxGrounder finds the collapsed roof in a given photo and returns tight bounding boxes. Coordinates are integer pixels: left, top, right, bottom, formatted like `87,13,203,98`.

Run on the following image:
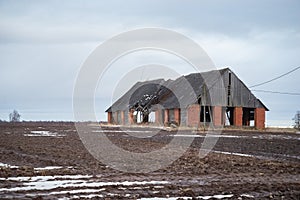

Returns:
106,68,268,113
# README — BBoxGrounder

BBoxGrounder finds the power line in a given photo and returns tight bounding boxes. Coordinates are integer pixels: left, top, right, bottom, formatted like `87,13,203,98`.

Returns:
249,66,300,88
252,89,300,96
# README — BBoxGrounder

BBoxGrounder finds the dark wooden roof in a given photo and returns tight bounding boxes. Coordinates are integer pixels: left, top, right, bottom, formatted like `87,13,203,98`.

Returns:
106,68,269,112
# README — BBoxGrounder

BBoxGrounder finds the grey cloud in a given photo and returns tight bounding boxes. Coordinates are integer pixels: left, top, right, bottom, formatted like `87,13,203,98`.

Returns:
0,0,299,125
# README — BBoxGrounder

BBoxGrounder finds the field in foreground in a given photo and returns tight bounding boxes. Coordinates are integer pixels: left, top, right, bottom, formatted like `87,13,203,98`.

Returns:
0,122,299,200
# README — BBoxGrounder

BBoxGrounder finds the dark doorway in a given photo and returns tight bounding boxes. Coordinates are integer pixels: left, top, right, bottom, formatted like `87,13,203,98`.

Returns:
200,106,212,122
243,108,255,126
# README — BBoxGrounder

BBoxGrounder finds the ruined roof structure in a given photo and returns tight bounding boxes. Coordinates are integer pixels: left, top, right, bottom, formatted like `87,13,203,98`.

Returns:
106,68,268,129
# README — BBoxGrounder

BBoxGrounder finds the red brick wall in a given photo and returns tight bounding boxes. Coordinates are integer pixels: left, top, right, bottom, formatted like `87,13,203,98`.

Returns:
174,108,180,125
155,110,161,125
164,110,169,125
213,106,223,127
255,108,265,129
120,111,125,125
113,112,118,124
187,104,200,127
234,107,243,127
128,109,134,125
107,112,112,124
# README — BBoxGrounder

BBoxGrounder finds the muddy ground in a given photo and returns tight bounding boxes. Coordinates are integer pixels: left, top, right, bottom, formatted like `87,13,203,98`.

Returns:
0,122,299,199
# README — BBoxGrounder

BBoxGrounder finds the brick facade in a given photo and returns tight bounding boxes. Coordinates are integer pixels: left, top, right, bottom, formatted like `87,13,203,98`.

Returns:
113,112,118,124
174,108,180,125
155,110,162,125
187,104,200,127
255,108,265,129
164,110,169,125
128,109,134,125
110,106,265,129
234,107,243,127
120,111,125,125
107,112,112,124
213,106,223,127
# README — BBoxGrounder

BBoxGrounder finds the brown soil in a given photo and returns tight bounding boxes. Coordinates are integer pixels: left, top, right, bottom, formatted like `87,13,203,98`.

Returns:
0,122,299,199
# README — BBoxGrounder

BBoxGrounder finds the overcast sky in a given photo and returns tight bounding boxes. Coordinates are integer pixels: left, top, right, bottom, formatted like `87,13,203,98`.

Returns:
0,0,299,127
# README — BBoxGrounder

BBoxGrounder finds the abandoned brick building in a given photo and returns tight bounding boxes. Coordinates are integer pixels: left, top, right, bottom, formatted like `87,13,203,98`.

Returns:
106,68,268,129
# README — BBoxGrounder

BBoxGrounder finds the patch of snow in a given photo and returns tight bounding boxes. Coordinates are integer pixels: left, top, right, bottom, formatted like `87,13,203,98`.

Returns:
71,194,104,199
172,134,247,138
0,176,168,192
34,166,64,171
153,185,164,188
0,163,74,171
0,174,92,182
24,130,65,137
131,186,143,189
241,194,255,198
129,186,151,190
173,134,204,138
119,180,168,186
210,194,234,199
214,135,246,138
58,197,70,200
140,194,234,200
0,162,19,169
140,198,186,200
93,130,154,133
212,150,254,157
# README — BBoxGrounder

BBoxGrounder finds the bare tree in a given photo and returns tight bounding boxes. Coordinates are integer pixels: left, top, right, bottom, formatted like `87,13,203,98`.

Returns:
293,111,300,130
9,110,21,122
